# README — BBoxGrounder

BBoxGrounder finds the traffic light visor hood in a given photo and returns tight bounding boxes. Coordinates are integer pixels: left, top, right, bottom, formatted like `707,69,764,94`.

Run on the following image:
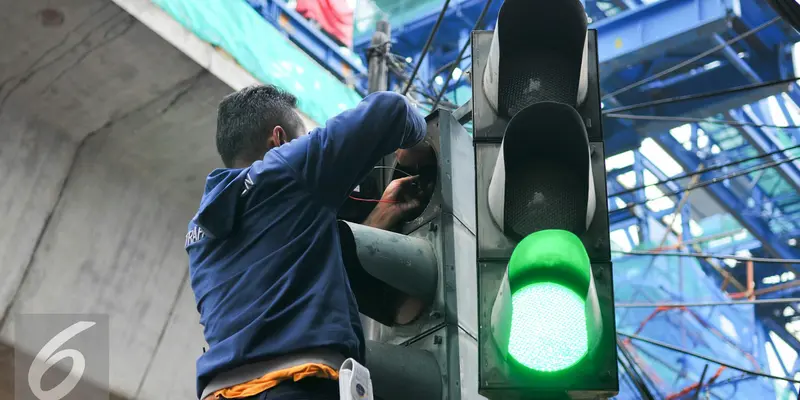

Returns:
337,221,438,326
483,0,588,117
490,230,603,373
487,102,596,240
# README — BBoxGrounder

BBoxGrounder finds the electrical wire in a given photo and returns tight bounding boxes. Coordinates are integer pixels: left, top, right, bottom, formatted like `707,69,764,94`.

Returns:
616,298,800,308
602,17,780,100
635,340,731,400
388,56,434,91
402,0,452,96
602,76,800,115
388,58,459,109
668,365,726,400
617,339,658,400
431,0,493,110
374,165,412,177
348,195,396,203
697,374,755,400
388,58,437,99
347,166,414,204
428,55,471,86
608,144,800,197
614,250,800,264
610,155,800,212
448,61,473,104
619,332,800,384
606,113,800,129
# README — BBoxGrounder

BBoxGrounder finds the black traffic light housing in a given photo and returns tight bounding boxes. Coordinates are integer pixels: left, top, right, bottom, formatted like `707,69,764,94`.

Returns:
473,0,618,398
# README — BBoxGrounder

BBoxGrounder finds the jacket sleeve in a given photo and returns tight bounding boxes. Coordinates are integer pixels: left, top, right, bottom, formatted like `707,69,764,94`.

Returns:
273,91,426,209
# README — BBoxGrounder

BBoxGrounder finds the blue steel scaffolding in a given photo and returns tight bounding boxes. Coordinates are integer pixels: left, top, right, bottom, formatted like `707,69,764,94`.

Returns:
232,0,800,397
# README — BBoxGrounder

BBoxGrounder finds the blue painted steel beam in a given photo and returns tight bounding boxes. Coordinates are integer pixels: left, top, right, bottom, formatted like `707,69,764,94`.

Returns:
609,178,644,227
759,309,800,359
738,0,800,48
604,84,791,155
636,58,730,92
656,132,798,259
709,32,800,200
784,88,800,145
584,1,608,23
635,154,746,285
639,154,682,194
603,49,788,154
608,165,634,180
246,0,368,92
610,213,639,232
731,108,800,194
760,322,800,398
712,34,761,83
595,6,790,155
593,0,736,79
609,151,767,252
774,90,800,144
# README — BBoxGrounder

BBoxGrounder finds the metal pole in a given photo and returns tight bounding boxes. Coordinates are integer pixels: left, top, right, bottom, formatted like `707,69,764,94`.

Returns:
367,20,390,93
366,20,398,192
692,364,709,400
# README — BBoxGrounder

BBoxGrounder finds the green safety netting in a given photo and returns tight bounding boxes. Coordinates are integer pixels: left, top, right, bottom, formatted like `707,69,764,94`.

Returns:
152,0,363,125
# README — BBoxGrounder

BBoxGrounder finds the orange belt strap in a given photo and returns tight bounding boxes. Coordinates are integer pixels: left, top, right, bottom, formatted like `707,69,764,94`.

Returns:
211,363,339,399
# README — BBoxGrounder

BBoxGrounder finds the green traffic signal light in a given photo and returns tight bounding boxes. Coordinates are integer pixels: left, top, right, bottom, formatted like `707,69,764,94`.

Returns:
492,229,602,373
509,282,588,372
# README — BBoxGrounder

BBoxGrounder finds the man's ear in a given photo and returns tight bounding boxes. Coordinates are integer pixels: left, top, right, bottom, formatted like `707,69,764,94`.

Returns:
268,125,288,148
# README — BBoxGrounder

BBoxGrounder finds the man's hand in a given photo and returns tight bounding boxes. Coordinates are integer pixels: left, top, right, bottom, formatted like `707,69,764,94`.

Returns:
395,140,436,171
362,176,425,231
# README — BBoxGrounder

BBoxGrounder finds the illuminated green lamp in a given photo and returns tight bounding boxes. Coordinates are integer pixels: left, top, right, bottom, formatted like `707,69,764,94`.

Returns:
491,229,602,373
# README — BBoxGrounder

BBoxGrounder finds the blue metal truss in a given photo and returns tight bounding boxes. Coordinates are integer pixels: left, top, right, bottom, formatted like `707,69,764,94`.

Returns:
591,0,734,80
657,131,798,259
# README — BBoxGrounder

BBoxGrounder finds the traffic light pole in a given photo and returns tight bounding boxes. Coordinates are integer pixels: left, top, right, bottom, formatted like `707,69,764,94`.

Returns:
367,20,390,94
366,20,397,191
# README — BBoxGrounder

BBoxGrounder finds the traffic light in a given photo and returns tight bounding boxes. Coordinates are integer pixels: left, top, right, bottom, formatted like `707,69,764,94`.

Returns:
338,110,480,400
472,0,618,398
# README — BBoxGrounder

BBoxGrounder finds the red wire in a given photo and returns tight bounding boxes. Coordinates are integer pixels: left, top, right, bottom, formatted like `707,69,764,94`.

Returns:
665,366,726,400
348,195,397,204
627,305,761,399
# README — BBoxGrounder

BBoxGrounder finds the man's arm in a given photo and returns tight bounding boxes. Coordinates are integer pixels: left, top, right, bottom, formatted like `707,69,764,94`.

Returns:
274,91,426,209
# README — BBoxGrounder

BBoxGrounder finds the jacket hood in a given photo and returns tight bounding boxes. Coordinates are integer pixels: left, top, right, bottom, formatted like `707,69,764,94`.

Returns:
193,168,249,240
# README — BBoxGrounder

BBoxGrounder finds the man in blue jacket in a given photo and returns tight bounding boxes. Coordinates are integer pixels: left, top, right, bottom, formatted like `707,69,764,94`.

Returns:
186,85,430,400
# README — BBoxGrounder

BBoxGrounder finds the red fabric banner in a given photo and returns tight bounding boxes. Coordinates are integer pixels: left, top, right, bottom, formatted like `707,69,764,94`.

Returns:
296,0,354,48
